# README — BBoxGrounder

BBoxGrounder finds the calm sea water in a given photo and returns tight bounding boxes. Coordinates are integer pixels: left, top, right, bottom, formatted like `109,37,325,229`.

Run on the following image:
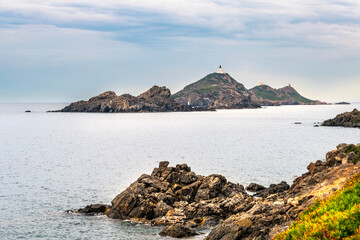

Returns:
1,103,359,239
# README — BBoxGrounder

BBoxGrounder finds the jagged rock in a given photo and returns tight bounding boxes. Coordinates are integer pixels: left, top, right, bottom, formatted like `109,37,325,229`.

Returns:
159,223,199,238
106,162,248,227
322,109,360,128
55,86,208,113
246,183,266,192
254,181,289,198
75,204,111,215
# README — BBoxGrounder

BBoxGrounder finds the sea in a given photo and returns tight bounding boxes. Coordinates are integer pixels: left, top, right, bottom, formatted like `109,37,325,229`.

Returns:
1,103,359,239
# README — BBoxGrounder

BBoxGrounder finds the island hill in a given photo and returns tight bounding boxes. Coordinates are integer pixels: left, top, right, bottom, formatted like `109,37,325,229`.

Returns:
56,66,325,112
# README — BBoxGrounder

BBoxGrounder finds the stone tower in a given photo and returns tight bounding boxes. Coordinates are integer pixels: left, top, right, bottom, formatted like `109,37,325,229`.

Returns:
217,65,225,74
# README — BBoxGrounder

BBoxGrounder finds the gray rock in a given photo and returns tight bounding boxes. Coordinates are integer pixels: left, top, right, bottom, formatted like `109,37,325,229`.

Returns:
246,183,266,192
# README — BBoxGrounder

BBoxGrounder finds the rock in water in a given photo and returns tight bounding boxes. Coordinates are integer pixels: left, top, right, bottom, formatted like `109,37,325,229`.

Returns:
55,86,208,113
106,161,248,226
322,109,360,128
159,223,199,238
75,204,111,215
245,183,266,192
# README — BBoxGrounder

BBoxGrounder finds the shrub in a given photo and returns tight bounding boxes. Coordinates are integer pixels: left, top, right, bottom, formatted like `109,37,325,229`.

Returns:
274,174,360,239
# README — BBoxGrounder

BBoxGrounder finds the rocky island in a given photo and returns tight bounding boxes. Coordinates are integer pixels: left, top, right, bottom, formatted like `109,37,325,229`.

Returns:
57,66,326,112
322,109,360,128
56,85,210,113
173,66,325,108
70,143,360,239
249,83,325,106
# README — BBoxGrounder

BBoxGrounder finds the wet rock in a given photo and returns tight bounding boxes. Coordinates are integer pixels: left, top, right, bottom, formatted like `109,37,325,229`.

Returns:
159,223,199,238
246,183,266,192
76,204,111,215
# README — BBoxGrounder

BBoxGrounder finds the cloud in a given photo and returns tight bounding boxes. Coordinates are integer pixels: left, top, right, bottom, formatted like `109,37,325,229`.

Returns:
2,0,360,48
0,24,141,67
1,0,360,101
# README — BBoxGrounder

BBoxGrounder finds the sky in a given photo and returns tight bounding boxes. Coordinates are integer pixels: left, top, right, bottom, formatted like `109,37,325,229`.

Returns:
0,0,360,102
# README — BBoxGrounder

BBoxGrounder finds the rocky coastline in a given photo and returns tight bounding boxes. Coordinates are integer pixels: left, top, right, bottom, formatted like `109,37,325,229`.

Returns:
55,86,210,113
69,143,360,239
322,108,360,128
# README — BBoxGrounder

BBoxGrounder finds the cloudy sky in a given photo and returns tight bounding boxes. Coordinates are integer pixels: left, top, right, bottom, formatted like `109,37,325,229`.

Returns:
0,0,360,102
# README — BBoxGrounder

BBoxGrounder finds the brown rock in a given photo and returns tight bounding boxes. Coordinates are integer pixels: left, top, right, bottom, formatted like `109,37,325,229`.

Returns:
159,223,199,238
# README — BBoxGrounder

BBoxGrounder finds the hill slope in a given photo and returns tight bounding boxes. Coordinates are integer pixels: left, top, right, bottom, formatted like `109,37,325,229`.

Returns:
173,73,260,109
250,84,325,106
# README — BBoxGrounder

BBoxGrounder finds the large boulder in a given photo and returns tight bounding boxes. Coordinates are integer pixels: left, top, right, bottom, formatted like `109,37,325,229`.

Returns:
75,204,111,215
246,183,266,192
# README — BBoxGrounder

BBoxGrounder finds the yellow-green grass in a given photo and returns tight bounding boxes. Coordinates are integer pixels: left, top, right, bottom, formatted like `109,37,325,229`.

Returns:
274,173,360,240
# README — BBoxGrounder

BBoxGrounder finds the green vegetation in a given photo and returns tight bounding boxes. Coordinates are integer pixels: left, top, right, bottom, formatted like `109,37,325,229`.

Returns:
288,92,314,104
252,87,286,101
250,85,316,104
274,173,360,240
193,86,221,95
180,73,245,93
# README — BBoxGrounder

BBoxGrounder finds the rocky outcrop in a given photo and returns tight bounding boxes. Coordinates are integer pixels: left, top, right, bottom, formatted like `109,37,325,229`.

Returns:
56,86,208,113
206,143,360,240
322,109,360,128
106,161,249,228
249,84,326,106
70,143,360,239
173,73,260,109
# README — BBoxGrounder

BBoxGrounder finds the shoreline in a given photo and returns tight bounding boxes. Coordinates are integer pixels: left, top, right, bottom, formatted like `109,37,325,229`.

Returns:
69,143,360,239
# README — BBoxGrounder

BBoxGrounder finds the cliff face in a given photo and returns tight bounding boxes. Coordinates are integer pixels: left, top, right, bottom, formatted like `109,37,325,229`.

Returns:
250,84,325,106
173,73,260,109
57,86,206,113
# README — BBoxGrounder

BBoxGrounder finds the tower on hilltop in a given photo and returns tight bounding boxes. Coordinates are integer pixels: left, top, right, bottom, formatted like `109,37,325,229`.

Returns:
217,65,225,74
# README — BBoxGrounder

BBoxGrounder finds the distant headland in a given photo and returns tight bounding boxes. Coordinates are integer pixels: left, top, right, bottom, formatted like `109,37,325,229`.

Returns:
55,66,326,113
